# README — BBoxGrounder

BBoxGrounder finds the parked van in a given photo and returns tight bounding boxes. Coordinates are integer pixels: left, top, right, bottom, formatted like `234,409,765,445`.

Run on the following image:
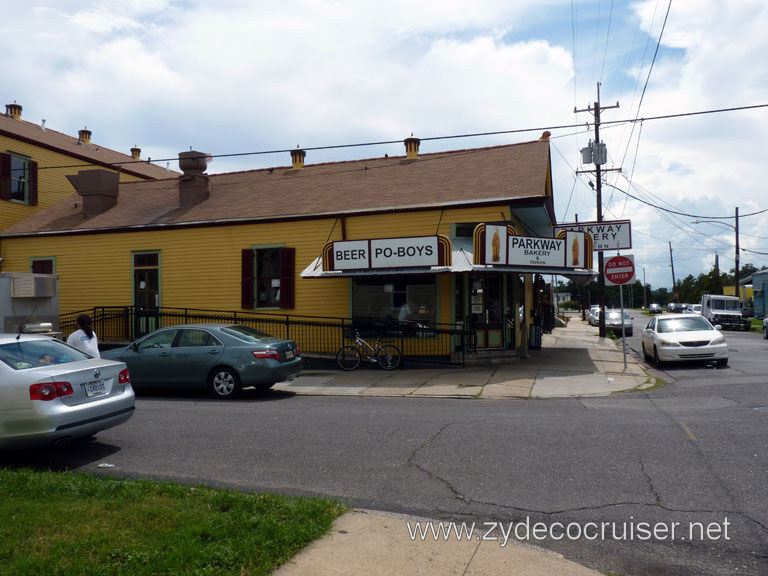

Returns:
700,294,750,331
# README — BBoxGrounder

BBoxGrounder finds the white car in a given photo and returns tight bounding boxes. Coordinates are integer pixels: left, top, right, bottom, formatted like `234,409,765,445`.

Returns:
641,314,728,368
588,305,600,326
0,334,135,449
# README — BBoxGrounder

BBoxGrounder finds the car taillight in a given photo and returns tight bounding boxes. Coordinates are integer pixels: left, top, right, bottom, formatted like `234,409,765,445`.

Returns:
295,345,301,357
30,381,73,401
118,368,131,384
252,349,280,360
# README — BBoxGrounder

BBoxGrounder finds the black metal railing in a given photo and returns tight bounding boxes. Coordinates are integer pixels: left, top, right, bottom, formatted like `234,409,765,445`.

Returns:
60,307,473,366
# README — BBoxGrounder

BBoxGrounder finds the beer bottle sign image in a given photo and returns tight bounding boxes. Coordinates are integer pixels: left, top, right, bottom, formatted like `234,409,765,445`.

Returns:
486,225,507,264
566,231,586,268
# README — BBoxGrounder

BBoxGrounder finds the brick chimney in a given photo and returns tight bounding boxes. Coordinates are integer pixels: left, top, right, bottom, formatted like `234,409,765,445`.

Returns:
131,145,141,160
78,127,92,144
66,170,119,216
404,134,420,159
290,146,306,170
178,151,210,206
5,102,22,120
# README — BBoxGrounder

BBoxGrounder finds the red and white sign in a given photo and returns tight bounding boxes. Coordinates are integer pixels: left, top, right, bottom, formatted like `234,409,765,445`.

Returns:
605,254,635,286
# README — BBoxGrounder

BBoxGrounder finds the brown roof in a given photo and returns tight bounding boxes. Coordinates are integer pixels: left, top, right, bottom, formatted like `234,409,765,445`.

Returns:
1,139,554,236
0,112,175,180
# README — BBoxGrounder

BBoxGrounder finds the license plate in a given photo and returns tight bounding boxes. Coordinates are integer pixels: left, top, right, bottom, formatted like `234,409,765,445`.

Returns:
285,350,295,360
84,380,106,397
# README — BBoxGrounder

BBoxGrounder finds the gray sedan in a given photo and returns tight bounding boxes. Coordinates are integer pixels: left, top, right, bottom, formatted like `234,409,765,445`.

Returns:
0,334,135,449
102,324,303,399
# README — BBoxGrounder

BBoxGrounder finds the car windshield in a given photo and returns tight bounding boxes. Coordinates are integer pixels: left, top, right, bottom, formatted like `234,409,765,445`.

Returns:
657,317,713,333
221,325,276,343
711,299,740,311
0,338,92,370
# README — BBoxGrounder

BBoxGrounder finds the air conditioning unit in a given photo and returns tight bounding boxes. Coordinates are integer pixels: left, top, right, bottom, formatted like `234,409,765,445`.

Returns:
11,274,57,298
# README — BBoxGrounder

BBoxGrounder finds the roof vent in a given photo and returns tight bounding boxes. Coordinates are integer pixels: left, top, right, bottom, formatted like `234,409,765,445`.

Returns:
178,151,210,206
66,170,119,216
5,102,22,120
404,134,420,159
41,119,46,132
131,145,141,160
539,131,551,141
78,127,92,144
290,146,306,170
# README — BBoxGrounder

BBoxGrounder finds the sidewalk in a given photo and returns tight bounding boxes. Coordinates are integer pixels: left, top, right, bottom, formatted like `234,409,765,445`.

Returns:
276,317,653,399
273,318,653,575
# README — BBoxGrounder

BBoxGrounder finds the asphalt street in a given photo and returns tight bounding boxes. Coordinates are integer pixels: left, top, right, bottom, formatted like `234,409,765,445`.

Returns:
3,316,767,576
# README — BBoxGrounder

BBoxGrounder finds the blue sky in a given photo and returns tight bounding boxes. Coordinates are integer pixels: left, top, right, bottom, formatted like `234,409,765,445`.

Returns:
3,1,768,292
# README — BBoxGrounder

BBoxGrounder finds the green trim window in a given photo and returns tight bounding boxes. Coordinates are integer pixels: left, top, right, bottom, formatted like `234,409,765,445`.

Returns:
0,152,38,205
30,258,55,274
351,277,436,325
241,247,295,309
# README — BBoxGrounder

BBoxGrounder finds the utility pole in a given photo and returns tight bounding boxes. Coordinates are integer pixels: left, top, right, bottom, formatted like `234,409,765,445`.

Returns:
669,242,677,299
643,266,647,308
575,83,620,337
735,206,740,300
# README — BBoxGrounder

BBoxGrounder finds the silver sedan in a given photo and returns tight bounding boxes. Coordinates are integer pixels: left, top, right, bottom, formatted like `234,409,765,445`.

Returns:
0,334,135,449
641,314,728,368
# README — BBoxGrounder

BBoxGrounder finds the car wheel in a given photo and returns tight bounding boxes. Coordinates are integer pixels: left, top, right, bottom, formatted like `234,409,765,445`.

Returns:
763,325,768,339
642,342,649,361
716,358,728,367
208,367,241,399
653,347,664,369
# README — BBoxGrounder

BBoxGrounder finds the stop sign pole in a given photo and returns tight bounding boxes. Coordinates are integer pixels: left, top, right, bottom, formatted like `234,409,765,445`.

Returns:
605,254,635,371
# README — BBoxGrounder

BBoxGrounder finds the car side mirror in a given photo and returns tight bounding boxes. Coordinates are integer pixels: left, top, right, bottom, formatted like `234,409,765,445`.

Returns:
714,325,722,331
130,342,139,351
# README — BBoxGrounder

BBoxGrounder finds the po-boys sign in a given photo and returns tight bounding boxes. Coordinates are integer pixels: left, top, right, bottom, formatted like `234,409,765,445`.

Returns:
322,235,452,271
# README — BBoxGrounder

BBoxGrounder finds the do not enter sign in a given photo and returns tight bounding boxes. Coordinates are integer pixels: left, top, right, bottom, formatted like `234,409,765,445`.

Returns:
605,254,635,285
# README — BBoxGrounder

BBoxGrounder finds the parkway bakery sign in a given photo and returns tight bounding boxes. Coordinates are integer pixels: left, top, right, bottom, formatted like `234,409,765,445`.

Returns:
322,235,452,271
553,219,631,251
478,224,590,269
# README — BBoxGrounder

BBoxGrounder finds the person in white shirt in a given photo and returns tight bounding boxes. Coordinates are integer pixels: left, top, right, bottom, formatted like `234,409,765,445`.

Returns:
66,314,100,358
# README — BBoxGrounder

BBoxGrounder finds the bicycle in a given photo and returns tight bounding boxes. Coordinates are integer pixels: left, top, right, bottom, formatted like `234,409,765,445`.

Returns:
336,330,402,371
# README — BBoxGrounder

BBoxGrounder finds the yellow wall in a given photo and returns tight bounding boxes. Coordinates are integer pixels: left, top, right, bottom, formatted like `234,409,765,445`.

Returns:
1,205,513,320
0,134,145,230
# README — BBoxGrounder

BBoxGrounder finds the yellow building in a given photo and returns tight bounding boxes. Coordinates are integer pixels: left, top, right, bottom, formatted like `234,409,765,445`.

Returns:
0,100,173,248
0,133,593,361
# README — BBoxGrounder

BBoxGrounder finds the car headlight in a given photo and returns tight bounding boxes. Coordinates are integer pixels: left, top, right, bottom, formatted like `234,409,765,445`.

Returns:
710,336,726,345
659,339,681,347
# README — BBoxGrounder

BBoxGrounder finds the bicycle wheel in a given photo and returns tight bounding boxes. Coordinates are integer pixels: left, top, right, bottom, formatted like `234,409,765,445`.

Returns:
376,345,401,370
337,346,362,370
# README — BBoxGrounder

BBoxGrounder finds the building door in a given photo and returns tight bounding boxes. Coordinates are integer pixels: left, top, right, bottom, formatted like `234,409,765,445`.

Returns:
469,275,504,348
133,252,160,338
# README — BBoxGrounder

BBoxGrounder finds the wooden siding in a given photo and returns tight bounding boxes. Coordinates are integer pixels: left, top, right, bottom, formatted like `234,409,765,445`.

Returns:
1,204,513,321
0,134,146,230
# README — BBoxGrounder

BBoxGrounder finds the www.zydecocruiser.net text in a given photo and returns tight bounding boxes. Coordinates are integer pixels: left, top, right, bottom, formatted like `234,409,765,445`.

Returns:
407,517,731,548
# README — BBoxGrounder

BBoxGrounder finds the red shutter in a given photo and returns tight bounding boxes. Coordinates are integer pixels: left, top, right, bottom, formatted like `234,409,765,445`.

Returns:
241,249,254,309
279,247,295,309
0,153,10,201
28,160,38,205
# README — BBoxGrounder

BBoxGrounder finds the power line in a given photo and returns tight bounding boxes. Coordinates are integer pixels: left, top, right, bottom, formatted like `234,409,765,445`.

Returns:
35,102,768,172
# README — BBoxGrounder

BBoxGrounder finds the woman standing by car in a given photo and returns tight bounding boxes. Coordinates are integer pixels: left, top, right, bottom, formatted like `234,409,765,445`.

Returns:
66,314,100,358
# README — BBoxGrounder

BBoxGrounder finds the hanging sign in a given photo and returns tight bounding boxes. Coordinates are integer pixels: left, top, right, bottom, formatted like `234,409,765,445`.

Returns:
323,235,451,271
553,220,631,251
506,232,588,268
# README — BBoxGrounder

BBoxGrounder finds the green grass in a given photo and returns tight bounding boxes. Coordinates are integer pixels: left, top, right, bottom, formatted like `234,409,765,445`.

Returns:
0,468,346,576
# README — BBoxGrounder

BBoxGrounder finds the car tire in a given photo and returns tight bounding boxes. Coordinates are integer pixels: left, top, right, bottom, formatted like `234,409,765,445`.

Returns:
716,358,728,367
208,367,241,399
654,347,664,369
764,325,768,339
642,342,650,361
